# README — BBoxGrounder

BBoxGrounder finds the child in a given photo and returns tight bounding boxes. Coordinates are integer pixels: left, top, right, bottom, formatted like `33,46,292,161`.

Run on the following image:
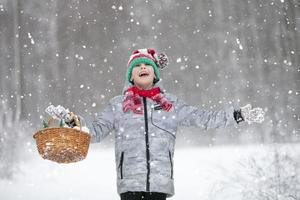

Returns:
67,48,264,200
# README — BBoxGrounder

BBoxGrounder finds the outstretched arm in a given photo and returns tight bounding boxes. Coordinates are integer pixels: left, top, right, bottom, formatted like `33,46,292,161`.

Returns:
45,103,116,143
175,98,239,130
175,98,265,130
73,102,116,144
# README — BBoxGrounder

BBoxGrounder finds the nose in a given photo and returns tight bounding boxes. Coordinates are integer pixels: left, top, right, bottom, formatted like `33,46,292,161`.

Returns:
140,64,146,69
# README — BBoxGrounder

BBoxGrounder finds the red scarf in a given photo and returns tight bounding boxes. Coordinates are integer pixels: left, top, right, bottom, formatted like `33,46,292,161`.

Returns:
122,86,173,114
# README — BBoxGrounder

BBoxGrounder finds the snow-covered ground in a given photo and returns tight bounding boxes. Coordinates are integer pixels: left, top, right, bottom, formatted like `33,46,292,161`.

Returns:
0,144,298,200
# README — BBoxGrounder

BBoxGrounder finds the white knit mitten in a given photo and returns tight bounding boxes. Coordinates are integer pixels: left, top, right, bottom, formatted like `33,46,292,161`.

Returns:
240,104,265,124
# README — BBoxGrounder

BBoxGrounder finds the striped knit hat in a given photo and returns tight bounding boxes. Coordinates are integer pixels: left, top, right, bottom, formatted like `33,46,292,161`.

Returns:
126,48,168,84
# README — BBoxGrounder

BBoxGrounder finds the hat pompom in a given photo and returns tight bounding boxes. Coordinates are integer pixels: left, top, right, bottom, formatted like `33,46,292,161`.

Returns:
156,52,168,70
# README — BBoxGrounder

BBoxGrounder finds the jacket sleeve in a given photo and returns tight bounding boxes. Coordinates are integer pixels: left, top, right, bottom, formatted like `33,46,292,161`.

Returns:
78,101,115,143
175,98,237,130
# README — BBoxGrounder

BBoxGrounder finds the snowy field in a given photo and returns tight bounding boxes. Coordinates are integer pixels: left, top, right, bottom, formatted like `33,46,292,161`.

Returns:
0,144,299,200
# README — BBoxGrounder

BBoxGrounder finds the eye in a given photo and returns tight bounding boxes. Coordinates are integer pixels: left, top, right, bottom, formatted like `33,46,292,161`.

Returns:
134,64,140,67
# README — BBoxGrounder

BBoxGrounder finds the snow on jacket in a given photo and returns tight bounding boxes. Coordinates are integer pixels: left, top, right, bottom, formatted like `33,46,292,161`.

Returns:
79,80,237,197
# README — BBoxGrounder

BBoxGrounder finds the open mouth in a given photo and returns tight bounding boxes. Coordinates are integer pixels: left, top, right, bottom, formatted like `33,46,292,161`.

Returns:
139,71,149,77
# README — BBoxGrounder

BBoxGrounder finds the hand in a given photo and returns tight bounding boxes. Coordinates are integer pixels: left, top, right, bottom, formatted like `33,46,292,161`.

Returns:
241,104,265,124
65,112,81,128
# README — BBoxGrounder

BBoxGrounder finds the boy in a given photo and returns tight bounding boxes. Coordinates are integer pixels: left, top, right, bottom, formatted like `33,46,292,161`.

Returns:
68,48,264,200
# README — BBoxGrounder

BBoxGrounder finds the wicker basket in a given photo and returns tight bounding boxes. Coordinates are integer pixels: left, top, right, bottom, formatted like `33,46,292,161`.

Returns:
33,127,91,164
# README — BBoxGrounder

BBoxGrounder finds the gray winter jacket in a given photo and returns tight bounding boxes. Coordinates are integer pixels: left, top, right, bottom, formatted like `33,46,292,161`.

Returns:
80,80,237,198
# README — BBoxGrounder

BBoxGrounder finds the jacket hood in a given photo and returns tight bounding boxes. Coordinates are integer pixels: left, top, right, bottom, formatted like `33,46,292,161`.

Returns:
121,78,168,95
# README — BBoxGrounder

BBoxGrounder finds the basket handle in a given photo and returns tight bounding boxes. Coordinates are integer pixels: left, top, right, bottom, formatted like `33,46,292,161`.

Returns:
74,115,82,131
78,118,82,131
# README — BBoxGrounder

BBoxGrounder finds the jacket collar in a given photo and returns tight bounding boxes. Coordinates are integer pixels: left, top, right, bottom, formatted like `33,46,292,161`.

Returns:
122,78,167,95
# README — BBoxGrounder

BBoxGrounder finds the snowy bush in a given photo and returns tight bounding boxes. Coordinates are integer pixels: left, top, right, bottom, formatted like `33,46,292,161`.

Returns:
210,145,300,200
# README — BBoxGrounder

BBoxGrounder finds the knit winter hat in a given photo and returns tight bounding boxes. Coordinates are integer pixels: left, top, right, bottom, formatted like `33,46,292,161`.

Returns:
126,48,168,84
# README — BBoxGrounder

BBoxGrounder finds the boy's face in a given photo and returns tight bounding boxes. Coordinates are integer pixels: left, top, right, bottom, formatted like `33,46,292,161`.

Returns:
130,62,156,89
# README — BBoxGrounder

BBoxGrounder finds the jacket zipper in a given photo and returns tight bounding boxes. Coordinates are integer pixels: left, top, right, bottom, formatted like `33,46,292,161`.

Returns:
119,151,124,179
169,150,173,179
142,97,150,192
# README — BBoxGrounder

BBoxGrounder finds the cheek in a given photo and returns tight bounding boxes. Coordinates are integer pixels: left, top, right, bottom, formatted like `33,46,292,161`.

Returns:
131,69,138,78
149,70,155,78
147,67,155,76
